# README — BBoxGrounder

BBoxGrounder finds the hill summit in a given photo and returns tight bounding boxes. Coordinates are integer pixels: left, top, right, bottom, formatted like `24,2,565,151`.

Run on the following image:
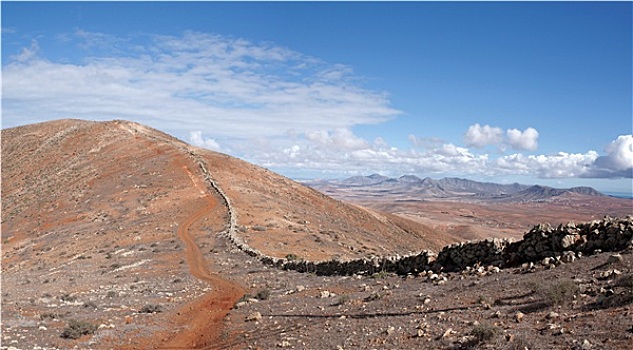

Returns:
1,119,440,263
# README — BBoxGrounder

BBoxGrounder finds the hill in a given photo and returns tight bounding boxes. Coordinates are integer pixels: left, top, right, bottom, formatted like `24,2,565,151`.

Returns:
1,119,439,348
2,119,631,350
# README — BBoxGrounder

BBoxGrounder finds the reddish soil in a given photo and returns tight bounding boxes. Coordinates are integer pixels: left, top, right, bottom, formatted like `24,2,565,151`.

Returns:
2,119,631,350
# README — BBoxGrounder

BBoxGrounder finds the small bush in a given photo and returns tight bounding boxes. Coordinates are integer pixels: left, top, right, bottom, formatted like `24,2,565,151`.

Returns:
255,289,271,301
541,279,579,307
139,304,162,313
41,312,62,321
285,253,299,261
60,319,98,339
60,294,77,302
83,301,98,309
371,271,391,279
364,292,384,302
471,322,499,343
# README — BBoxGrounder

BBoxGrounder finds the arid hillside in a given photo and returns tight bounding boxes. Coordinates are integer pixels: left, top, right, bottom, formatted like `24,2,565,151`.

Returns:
0,119,436,348
1,119,440,262
2,119,632,350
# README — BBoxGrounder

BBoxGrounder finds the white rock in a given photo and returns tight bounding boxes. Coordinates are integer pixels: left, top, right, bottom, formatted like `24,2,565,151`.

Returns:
319,290,331,298
515,311,525,323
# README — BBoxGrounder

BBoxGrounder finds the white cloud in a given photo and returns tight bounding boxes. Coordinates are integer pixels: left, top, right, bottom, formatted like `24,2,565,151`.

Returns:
3,30,628,181
189,131,221,151
3,31,400,137
11,39,39,62
506,127,539,151
305,128,369,151
408,134,444,149
496,151,598,178
464,123,503,148
590,135,633,178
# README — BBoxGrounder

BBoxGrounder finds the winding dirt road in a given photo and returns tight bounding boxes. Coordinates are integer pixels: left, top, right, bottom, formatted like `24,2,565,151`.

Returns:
157,165,245,349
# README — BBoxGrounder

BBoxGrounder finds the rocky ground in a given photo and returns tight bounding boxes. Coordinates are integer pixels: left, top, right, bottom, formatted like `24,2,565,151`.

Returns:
2,226,631,350
2,119,632,350
203,239,633,350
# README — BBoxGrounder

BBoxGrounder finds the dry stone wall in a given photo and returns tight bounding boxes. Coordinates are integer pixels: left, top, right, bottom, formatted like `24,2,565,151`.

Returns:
435,216,633,272
192,153,633,276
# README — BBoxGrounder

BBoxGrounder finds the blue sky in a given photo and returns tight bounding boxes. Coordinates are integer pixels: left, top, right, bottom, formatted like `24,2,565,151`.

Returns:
2,2,632,194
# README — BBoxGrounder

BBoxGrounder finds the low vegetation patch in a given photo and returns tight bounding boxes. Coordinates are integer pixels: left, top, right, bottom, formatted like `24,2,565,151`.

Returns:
255,288,271,301
471,322,500,343
528,280,580,306
139,304,162,313
60,319,98,339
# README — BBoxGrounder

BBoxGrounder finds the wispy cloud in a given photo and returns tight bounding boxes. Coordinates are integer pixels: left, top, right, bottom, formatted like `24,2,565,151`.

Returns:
3,30,630,181
10,39,39,62
3,30,400,137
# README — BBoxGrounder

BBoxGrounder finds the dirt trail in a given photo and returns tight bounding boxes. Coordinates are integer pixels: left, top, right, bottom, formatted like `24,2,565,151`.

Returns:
156,166,242,348
156,165,245,349
110,123,246,349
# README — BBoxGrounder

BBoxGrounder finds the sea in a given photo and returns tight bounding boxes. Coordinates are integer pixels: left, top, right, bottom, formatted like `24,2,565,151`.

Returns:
603,192,633,199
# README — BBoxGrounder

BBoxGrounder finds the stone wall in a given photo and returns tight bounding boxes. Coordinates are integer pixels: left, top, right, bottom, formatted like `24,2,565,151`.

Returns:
435,216,633,272
193,153,632,277
433,238,510,272
504,216,633,266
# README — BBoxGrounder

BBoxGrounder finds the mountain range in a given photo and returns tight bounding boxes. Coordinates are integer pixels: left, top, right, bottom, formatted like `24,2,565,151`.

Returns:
306,174,604,202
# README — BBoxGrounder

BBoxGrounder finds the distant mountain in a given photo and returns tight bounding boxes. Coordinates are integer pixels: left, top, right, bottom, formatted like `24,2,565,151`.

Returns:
307,174,605,202
436,177,530,196
339,173,389,186
506,185,605,201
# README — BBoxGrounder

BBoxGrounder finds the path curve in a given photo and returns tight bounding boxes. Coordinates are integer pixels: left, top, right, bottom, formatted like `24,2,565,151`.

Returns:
152,165,244,349
117,122,245,349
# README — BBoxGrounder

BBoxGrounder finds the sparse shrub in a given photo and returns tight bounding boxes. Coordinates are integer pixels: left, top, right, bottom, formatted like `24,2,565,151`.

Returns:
83,301,98,309
106,291,117,298
172,278,182,283
40,312,62,321
471,322,499,343
285,253,299,261
60,319,98,339
110,263,121,269
255,289,271,301
540,279,579,307
60,294,77,302
371,271,391,279
364,292,384,302
139,304,162,313
507,332,533,350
